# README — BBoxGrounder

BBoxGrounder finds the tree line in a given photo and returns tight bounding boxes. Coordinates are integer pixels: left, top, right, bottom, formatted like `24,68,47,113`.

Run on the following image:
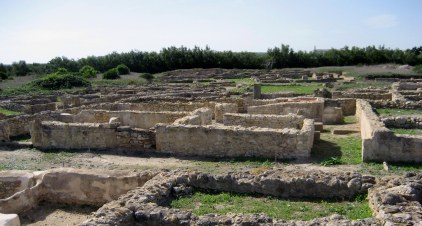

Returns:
1,45,421,77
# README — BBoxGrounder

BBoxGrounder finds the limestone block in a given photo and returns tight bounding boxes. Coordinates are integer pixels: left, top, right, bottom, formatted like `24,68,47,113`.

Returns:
215,103,238,123
323,106,343,125
109,117,121,128
0,214,20,226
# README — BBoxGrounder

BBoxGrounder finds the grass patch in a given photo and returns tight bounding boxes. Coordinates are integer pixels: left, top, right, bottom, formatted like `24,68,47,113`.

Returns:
0,108,22,116
261,83,323,94
334,81,391,91
344,115,357,124
312,133,362,165
375,108,422,117
42,151,78,164
225,78,255,85
390,128,422,136
170,191,372,220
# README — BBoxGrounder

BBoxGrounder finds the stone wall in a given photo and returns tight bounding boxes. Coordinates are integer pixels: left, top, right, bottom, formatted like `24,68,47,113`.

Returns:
333,91,392,100
96,102,216,114
223,113,304,129
247,98,324,122
71,110,189,129
31,120,155,150
174,108,212,126
396,82,422,90
370,99,422,109
22,103,56,114
155,119,314,159
382,116,422,129
357,100,422,162
214,103,238,123
0,112,60,138
82,169,379,226
0,169,155,214
325,98,356,116
322,106,343,124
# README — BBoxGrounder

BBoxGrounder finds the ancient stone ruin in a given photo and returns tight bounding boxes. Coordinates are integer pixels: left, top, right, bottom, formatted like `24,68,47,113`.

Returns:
0,69,421,225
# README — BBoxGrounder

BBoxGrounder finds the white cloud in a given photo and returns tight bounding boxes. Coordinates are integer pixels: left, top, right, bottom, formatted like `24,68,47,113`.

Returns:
365,14,398,29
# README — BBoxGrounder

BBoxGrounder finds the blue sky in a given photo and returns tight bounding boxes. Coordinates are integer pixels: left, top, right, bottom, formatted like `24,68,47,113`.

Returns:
0,0,421,64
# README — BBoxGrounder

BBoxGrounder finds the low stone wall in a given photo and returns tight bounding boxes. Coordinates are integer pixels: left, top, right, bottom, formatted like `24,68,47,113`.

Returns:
22,103,56,114
96,102,217,114
357,100,422,162
260,92,298,99
155,119,314,159
247,98,324,122
333,91,392,100
31,120,155,150
322,106,343,124
368,173,422,225
82,169,378,225
382,116,422,129
325,98,356,116
370,99,422,109
174,108,212,126
223,113,304,129
214,103,238,123
396,82,422,90
71,110,189,129
0,169,155,214
0,112,60,138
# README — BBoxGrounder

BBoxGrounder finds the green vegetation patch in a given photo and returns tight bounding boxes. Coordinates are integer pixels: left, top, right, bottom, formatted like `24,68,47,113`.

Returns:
375,108,422,117
225,78,256,85
0,108,22,116
390,128,422,136
261,83,323,94
334,81,391,91
312,135,362,165
31,73,91,90
102,68,120,80
171,191,372,221
414,65,422,73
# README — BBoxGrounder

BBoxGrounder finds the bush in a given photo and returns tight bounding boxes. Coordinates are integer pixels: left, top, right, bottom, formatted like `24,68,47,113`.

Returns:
116,64,130,75
79,65,97,78
0,72,8,80
31,73,91,90
140,73,154,81
413,65,422,73
103,68,120,80
55,67,69,75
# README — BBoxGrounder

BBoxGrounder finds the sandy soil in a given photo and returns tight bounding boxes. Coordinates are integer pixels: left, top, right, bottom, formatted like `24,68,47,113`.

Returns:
19,202,98,226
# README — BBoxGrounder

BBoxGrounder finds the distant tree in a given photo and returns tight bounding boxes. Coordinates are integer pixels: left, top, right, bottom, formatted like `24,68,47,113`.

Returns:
11,61,30,76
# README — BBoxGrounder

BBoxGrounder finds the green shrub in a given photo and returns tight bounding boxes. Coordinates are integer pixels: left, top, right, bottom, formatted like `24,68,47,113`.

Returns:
413,65,422,73
55,68,69,75
31,73,91,90
0,72,8,80
116,64,130,75
102,68,120,80
79,65,97,78
140,73,154,81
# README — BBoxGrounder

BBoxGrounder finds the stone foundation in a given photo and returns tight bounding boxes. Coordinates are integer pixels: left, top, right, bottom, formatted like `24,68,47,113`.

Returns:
0,168,156,214
223,113,304,129
31,120,155,150
247,98,324,122
357,100,422,162
155,119,314,159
